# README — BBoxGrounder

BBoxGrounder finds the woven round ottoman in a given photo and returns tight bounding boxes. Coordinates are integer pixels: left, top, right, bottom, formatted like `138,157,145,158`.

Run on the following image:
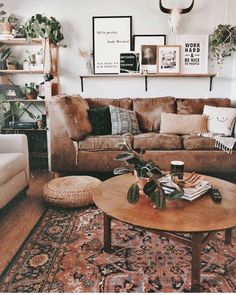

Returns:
42,176,101,208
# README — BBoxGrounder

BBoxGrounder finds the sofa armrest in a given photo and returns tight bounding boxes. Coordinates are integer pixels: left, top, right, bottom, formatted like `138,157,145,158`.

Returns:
0,134,30,181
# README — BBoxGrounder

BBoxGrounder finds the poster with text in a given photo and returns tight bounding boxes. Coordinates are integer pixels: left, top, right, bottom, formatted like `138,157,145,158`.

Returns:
177,35,208,74
93,16,132,74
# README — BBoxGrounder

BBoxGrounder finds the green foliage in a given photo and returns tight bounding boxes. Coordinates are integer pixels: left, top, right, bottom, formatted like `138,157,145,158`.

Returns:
127,183,140,204
209,24,236,66
0,3,18,24
0,43,11,61
21,82,39,96
23,14,66,47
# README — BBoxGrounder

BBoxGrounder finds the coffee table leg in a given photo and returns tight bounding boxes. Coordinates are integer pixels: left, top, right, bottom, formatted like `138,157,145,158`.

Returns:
191,233,203,292
225,228,232,244
103,213,112,253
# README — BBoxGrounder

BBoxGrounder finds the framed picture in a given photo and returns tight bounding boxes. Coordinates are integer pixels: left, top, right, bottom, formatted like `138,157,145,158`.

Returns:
0,84,24,100
133,35,166,74
176,35,208,74
157,46,181,74
120,52,140,74
93,16,132,74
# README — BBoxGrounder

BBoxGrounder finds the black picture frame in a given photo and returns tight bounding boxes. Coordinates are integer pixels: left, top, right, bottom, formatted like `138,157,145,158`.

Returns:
133,34,166,51
93,16,132,75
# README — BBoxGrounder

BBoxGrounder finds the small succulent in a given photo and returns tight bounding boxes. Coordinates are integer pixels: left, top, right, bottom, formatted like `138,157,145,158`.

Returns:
209,24,236,67
113,136,183,209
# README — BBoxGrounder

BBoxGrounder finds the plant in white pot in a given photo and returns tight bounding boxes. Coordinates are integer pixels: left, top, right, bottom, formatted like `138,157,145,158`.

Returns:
0,3,18,35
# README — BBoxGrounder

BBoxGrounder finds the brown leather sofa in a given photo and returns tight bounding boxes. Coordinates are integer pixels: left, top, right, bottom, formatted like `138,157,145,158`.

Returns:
48,96,236,174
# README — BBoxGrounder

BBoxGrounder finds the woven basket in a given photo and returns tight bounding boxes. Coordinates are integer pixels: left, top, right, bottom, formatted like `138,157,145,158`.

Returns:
42,176,101,208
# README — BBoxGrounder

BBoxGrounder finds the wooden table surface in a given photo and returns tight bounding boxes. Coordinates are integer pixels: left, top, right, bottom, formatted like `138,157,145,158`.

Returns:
94,174,236,233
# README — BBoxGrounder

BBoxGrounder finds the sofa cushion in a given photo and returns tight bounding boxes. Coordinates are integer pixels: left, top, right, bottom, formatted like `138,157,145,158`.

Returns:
177,98,231,115
54,95,92,141
86,98,133,110
78,135,133,151
133,133,182,150
182,135,220,150
0,153,26,186
160,113,208,135
133,97,176,132
88,107,112,135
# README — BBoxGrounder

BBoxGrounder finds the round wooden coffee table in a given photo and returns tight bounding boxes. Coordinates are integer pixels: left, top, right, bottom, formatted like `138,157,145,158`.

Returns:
93,174,236,292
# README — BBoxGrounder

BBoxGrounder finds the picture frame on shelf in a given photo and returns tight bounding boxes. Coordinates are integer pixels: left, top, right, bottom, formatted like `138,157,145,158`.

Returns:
93,16,132,74
120,52,140,74
157,45,181,74
0,84,24,100
133,35,166,74
176,34,209,74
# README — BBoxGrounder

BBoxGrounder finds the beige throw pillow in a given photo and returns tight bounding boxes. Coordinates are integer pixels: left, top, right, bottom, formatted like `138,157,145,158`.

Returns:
54,95,92,141
160,113,208,135
203,105,236,136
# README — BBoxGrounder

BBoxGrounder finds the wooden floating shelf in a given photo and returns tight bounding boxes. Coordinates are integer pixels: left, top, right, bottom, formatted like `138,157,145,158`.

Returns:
80,73,216,92
0,38,43,46
7,99,45,102
0,70,44,74
2,128,47,132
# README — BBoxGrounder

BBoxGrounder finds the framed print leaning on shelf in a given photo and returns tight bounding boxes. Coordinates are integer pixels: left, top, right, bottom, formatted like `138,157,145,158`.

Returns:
133,35,166,74
176,35,208,74
93,16,132,74
158,45,181,74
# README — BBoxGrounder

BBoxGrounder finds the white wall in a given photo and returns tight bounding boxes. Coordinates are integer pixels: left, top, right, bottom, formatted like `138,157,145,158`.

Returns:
5,0,236,100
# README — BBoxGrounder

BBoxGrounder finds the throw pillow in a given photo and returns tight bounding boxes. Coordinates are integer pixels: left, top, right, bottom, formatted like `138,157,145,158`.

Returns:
160,113,208,135
203,105,236,136
88,107,112,135
54,95,92,141
109,105,140,135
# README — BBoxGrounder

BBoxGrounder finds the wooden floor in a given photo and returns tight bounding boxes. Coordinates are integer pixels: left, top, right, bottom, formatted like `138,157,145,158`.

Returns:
0,170,51,275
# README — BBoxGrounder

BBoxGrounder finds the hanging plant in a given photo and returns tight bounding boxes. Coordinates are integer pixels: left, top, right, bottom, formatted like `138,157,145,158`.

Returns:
23,14,66,47
209,24,236,67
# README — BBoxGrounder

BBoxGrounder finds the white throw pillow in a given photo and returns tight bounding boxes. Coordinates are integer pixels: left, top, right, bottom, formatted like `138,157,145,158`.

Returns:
203,105,236,136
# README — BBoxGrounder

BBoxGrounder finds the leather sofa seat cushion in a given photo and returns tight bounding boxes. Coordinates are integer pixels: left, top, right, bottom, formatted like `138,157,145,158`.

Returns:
54,95,92,141
86,98,133,110
133,97,176,132
133,133,183,150
177,98,231,115
78,135,133,151
183,135,218,150
0,153,26,186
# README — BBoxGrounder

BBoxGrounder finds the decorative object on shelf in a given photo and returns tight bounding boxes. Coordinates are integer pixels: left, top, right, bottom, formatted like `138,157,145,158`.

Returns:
209,24,236,68
36,114,45,129
0,3,18,35
120,52,140,74
25,48,44,71
159,0,194,34
79,49,93,75
93,16,132,74
21,82,39,100
176,35,208,74
23,14,66,47
133,35,166,74
0,84,24,99
113,137,183,209
43,70,54,82
0,42,11,69
157,45,181,74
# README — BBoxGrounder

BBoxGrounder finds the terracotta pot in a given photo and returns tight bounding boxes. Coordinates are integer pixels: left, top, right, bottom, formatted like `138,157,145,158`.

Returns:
0,23,13,35
26,91,38,100
7,63,16,70
36,120,44,129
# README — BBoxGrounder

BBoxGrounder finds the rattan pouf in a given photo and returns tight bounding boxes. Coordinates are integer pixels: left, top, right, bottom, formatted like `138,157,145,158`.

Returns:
42,176,101,208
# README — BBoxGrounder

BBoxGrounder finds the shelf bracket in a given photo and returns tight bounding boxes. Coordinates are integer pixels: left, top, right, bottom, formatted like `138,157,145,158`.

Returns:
80,76,84,92
145,76,148,92
209,76,214,92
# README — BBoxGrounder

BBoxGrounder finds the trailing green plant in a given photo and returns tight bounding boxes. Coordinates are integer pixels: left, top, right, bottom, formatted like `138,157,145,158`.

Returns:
209,24,236,67
0,42,11,69
0,94,35,126
113,137,183,209
21,82,39,97
0,3,18,24
23,14,66,47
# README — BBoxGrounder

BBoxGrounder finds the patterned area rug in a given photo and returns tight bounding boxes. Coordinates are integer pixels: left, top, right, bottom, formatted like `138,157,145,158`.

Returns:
0,206,235,293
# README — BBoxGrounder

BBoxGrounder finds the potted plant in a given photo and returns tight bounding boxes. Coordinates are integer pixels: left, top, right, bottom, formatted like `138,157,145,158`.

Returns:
21,82,39,100
23,14,66,47
209,24,236,68
113,138,183,209
0,42,11,69
0,3,18,35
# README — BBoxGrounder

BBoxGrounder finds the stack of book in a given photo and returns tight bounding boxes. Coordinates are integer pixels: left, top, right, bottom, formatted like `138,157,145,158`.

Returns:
161,176,211,201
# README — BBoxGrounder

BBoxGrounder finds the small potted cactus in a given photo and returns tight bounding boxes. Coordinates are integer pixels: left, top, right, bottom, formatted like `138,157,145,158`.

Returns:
114,137,183,209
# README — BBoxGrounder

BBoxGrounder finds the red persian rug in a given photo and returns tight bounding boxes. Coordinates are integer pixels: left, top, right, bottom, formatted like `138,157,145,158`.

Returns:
0,206,235,293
